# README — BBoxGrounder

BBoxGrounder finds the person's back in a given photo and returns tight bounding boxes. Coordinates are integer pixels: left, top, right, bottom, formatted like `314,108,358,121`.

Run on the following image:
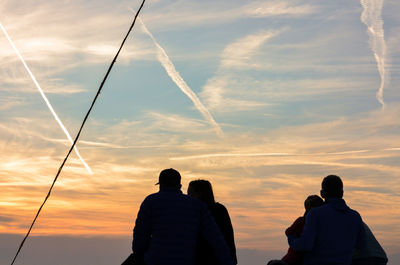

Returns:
187,180,237,265
300,198,363,264
133,188,206,264
132,169,235,265
209,202,236,263
289,175,364,265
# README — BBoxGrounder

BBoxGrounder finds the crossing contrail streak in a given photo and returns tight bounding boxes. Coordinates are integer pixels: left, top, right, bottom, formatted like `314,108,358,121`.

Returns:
138,18,224,137
0,22,93,174
360,0,387,108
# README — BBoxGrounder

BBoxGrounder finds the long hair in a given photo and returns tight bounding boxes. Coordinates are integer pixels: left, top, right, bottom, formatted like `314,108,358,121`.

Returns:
187,179,216,205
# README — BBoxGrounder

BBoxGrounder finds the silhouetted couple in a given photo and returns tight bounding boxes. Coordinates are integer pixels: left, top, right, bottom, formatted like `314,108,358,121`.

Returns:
124,168,237,265
268,175,388,265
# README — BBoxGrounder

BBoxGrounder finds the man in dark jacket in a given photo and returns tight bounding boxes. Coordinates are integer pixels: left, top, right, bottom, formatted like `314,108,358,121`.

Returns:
131,168,235,265
288,175,364,265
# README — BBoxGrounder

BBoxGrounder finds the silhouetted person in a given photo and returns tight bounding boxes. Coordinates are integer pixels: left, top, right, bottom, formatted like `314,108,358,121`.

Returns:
267,260,288,265
131,169,235,265
267,195,324,265
188,180,237,265
289,175,364,265
352,222,388,265
283,195,324,265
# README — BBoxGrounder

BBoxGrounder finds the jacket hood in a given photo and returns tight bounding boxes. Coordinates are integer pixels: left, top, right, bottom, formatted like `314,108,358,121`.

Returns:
325,198,350,212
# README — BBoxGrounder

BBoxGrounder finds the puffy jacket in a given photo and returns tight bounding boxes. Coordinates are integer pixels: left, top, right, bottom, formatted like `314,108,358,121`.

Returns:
132,187,235,265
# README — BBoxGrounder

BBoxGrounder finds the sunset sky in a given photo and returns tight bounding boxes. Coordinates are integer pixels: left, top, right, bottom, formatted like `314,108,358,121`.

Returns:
1,0,400,264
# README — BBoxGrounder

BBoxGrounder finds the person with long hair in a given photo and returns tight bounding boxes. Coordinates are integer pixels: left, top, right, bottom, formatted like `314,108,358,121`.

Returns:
188,180,237,265
129,170,235,265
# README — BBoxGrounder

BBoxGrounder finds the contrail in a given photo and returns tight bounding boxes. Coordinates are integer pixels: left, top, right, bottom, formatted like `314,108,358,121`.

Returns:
0,22,93,174
169,149,375,160
360,0,387,108
138,17,224,137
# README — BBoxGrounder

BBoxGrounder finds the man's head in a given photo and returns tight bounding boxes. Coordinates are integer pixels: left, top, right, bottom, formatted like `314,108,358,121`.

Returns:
320,175,343,199
156,168,181,189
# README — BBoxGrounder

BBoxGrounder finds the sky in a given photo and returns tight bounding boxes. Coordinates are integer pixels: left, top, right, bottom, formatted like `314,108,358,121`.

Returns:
0,0,400,264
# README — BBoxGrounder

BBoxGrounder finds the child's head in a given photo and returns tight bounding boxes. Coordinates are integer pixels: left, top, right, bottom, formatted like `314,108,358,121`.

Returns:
304,195,324,214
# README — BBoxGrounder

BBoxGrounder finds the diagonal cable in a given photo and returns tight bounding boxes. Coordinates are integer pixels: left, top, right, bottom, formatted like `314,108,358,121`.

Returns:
10,0,146,264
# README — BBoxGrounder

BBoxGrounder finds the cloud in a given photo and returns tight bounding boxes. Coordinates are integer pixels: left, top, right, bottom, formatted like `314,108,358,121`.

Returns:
139,18,223,137
166,104,400,177
170,152,290,161
243,1,316,18
141,1,316,30
201,30,282,112
221,30,282,69
360,0,388,107
1,105,400,252
146,112,210,133
0,0,153,79
1,22,92,173
0,215,16,223
0,97,24,110
1,0,399,257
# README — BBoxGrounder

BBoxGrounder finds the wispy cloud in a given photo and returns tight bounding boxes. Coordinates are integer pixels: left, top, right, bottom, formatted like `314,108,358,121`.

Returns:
0,97,23,110
146,112,210,133
170,149,377,161
1,105,400,251
1,0,399,256
139,18,224,137
221,30,282,69
167,105,400,175
243,1,316,18
47,138,168,150
360,0,388,108
0,0,153,78
201,30,281,111
170,152,290,161
1,22,92,173
141,1,316,30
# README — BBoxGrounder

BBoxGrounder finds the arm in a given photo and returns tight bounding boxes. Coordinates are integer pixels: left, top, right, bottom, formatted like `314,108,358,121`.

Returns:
132,198,152,255
288,209,317,251
285,217,304,237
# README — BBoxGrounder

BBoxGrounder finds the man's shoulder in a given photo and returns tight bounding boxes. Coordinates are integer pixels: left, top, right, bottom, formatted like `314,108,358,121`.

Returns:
143,191,204,205
347,206,362,220
307,203,338,217
143,192,160,201
310,200,362,221
308,203,329,215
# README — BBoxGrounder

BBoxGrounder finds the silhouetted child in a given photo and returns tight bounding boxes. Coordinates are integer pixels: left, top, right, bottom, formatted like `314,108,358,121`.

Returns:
268,195,324,265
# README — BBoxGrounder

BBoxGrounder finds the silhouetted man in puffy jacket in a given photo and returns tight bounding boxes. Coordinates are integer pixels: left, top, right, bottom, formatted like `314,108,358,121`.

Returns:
131,168,235,265
289,175,364,265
